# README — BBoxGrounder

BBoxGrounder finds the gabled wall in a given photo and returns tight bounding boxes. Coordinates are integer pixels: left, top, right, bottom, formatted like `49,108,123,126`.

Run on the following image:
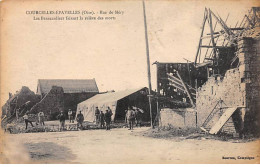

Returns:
196,36,260,135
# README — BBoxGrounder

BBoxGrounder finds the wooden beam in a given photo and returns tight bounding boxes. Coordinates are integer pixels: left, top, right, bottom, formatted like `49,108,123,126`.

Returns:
200,45,226,48
208,9,217,59
168,80,186,92
195,8,208,65
168,78,185,91
176,71,195,107
167,73,182,85
167,73,195,92
201,34,220,39
210,10,233,37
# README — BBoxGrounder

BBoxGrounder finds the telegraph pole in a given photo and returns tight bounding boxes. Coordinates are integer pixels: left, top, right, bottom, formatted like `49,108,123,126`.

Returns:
142,0,153,128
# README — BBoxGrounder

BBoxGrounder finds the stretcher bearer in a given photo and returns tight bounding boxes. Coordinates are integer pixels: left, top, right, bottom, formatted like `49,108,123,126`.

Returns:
23,112,34,130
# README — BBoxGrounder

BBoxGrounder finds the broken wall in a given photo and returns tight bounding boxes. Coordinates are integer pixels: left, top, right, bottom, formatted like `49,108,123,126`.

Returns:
196,36,260,135
1,86,41,118
160,108,197,128
196,69,245,125
29,86,64,120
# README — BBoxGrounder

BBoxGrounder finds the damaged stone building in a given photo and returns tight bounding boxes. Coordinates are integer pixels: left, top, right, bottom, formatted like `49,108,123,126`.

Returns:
1,86,41,125
1,79,99,124
158,7,260,137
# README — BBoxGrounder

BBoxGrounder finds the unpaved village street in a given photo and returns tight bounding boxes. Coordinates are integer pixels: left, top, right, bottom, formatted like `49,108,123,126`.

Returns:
1,127,260,164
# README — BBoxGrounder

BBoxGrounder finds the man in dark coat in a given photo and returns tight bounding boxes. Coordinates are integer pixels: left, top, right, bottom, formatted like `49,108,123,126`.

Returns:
95,107,100,125
99,111,105,129
76,111,84,130
57,111,66,131
104,110,112,130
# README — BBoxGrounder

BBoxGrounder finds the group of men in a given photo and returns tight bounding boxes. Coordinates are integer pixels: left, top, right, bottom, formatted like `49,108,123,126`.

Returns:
95,106,113,130
22,111,45,130
21,105,142,131
57,110,84,131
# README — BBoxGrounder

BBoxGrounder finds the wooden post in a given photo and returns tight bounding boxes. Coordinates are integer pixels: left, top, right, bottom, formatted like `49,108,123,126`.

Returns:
194,8,208,65
142,0,153,128
156,63,159,94
208,9,217,59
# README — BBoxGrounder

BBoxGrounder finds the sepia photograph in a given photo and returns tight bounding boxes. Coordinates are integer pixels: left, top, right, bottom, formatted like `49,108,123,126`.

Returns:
0,0,260,164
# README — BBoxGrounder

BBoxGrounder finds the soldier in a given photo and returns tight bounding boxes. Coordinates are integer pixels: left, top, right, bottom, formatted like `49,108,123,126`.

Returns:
99,111,105,128
126,106,135,130
38,111,45,126
107,107,113,115
23,112,34,130
68,109,73,123
57,111,66,131
95,107,100,125
104,110,112,130
76,111,84,130
107,107,113,123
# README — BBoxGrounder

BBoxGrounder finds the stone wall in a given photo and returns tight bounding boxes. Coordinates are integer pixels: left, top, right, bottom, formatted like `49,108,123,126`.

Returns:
196,69,245,126
238,37,260,134
29,86,64,120
160,108,196,128
195,36,260,135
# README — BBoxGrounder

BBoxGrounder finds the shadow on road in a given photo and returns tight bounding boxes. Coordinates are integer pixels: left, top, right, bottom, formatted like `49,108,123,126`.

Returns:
24,142,76,163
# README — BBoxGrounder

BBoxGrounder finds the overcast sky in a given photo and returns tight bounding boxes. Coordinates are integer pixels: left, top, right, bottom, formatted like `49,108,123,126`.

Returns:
1,0,257,104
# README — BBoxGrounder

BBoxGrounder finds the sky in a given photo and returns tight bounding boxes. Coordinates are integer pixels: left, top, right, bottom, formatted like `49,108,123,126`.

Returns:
0,0,257,105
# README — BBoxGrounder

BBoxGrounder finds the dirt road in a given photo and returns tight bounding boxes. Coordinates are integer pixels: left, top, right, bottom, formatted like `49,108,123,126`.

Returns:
2,127,260,164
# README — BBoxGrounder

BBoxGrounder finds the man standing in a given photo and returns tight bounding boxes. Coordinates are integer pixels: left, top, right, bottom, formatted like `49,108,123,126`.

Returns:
68,109,73,123
99,111,105,129
76,111,84,130
23,112,34,130
38,111,45,126
104,110,112,130
126,106,135,130
57,111,66,131
95,107,100,125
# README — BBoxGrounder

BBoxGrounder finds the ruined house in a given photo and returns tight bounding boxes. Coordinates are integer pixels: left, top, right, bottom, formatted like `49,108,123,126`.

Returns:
1,86,41,125
35,79,99,119
159,7,260,136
